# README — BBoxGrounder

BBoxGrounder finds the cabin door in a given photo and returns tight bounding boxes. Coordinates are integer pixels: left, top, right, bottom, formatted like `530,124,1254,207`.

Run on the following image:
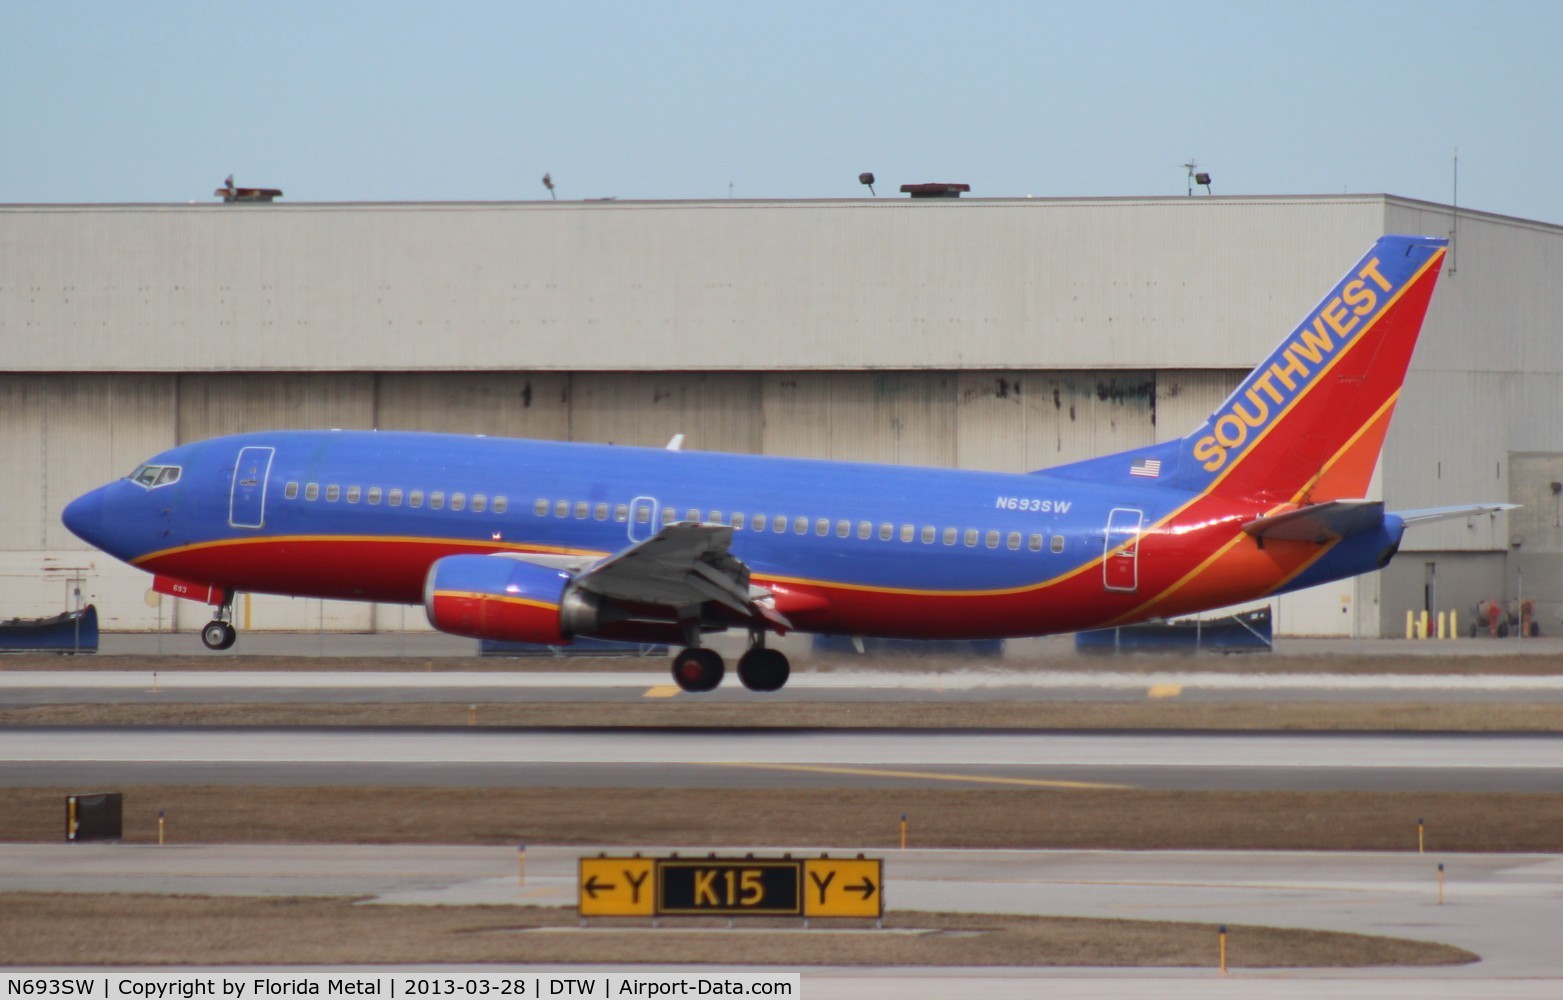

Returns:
1103,507,1144,592
229,446,275,529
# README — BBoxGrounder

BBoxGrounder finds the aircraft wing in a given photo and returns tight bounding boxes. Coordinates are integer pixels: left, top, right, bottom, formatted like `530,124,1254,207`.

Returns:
1394,503,1518,526
1241,500,1385,543
513,522,792,631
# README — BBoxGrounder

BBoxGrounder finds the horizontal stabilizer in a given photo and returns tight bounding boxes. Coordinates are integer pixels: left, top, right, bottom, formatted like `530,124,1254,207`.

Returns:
1242,500,1384,543
1395,503,1518,526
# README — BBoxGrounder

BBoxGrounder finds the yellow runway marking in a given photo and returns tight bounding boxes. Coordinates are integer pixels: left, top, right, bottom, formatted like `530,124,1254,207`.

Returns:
706,762,1131,790
643,685,681,698
1147,684,1183,699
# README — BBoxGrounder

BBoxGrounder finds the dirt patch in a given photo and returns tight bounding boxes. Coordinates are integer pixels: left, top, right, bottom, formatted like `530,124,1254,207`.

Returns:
0,893,1476,968
7,785,1563,853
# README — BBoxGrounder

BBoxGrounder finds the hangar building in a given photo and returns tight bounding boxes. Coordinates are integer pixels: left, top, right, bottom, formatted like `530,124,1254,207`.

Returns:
3,193,1559,640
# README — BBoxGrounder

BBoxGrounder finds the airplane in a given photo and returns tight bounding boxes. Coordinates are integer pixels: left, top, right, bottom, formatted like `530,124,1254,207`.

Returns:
61,234,1510,693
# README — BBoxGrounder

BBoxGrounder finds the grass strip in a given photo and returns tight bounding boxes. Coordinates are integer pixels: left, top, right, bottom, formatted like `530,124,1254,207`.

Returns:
5,785,1563,852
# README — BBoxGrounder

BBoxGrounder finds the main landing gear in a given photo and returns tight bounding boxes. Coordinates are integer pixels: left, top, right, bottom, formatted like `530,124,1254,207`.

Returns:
200,593,238,651
669,637,792,694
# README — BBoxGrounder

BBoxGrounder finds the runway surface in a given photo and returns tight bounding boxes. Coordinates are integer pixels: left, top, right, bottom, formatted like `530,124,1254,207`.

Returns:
5,726,1563,792
6,843,1562,994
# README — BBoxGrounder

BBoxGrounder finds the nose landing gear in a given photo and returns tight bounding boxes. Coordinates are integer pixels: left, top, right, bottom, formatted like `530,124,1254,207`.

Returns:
200,619,237,650
200,592,238,650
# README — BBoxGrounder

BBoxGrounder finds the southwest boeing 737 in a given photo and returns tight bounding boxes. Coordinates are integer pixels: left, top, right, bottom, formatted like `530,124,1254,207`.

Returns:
62,235,1508,692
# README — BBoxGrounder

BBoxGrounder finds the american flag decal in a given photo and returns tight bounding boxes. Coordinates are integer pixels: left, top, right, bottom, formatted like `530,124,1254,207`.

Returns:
1130,457,1162,478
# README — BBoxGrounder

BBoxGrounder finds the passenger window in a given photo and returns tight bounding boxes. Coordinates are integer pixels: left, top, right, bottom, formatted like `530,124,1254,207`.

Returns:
472,494,486,513
858,521,872,540
815,518,829,536
555,500,569,518
389,488,403,507
943,527,957,546
1029,534,1043,552
367,487,382,505
305,483,319,501
635,506,650,524
430,491,445,510
836,519,850,538
921,526,935,544
662,506,677,525
326,485,340,502
284,482,299,500
879,523,892,541
1051,534,1065,553
615,503,629,522
534,499,549,516
985,530,1000,549
493,497,508,514
594,502,608,521
346,486,362,503
709,510,723,524
900,525,914,543
731,513,746,530
687,508,701,523
451,493,466,512
410,490,424,508
794,516,809,535
774,515,788,533
576,501,589,519
1007,531,1021,550
964,529,978,547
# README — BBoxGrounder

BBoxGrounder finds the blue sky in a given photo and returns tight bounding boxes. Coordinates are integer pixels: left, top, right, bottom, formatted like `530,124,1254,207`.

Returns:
4,1,1560,222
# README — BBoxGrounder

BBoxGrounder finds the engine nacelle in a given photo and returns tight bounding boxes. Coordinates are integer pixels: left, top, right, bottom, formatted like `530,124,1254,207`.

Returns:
423,554,601,645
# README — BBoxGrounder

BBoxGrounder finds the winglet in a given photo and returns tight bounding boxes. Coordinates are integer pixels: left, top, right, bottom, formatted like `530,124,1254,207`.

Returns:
665,434,685,451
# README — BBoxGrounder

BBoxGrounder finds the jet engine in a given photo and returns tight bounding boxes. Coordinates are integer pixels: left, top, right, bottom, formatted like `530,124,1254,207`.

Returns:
423,554,603,645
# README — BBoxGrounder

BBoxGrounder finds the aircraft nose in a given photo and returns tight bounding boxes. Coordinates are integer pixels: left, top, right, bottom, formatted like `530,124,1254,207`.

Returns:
62,485,111,549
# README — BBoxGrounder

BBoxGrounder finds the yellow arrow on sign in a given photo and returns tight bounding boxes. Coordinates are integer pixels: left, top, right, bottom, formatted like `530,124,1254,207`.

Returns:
802,857,883,918
577,857,655,917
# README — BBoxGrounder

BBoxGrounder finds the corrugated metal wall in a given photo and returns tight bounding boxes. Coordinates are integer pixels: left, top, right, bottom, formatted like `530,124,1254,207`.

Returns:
4,197,1386,373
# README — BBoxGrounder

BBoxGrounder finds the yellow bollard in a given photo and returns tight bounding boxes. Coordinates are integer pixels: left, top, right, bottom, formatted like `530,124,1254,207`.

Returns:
518,842,526,886
1418,817,1424,853
1450,610,1459,640
1420,610,1429,640
1405,610,1414,640
1437,863,1445,904
1219,924,1228,975
1436,611,1446,640
158,810,166,846
899,813,907,850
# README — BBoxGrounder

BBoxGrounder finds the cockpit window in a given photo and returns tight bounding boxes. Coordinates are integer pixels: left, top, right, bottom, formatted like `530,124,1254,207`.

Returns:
129,464,182,489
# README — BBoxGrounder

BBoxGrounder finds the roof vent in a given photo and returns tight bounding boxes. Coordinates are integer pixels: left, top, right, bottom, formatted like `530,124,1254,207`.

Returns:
900,182,970,199
214,175,282,203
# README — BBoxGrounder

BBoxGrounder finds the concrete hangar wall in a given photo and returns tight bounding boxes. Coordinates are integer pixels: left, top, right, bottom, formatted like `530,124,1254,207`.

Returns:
3,194,1558,639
